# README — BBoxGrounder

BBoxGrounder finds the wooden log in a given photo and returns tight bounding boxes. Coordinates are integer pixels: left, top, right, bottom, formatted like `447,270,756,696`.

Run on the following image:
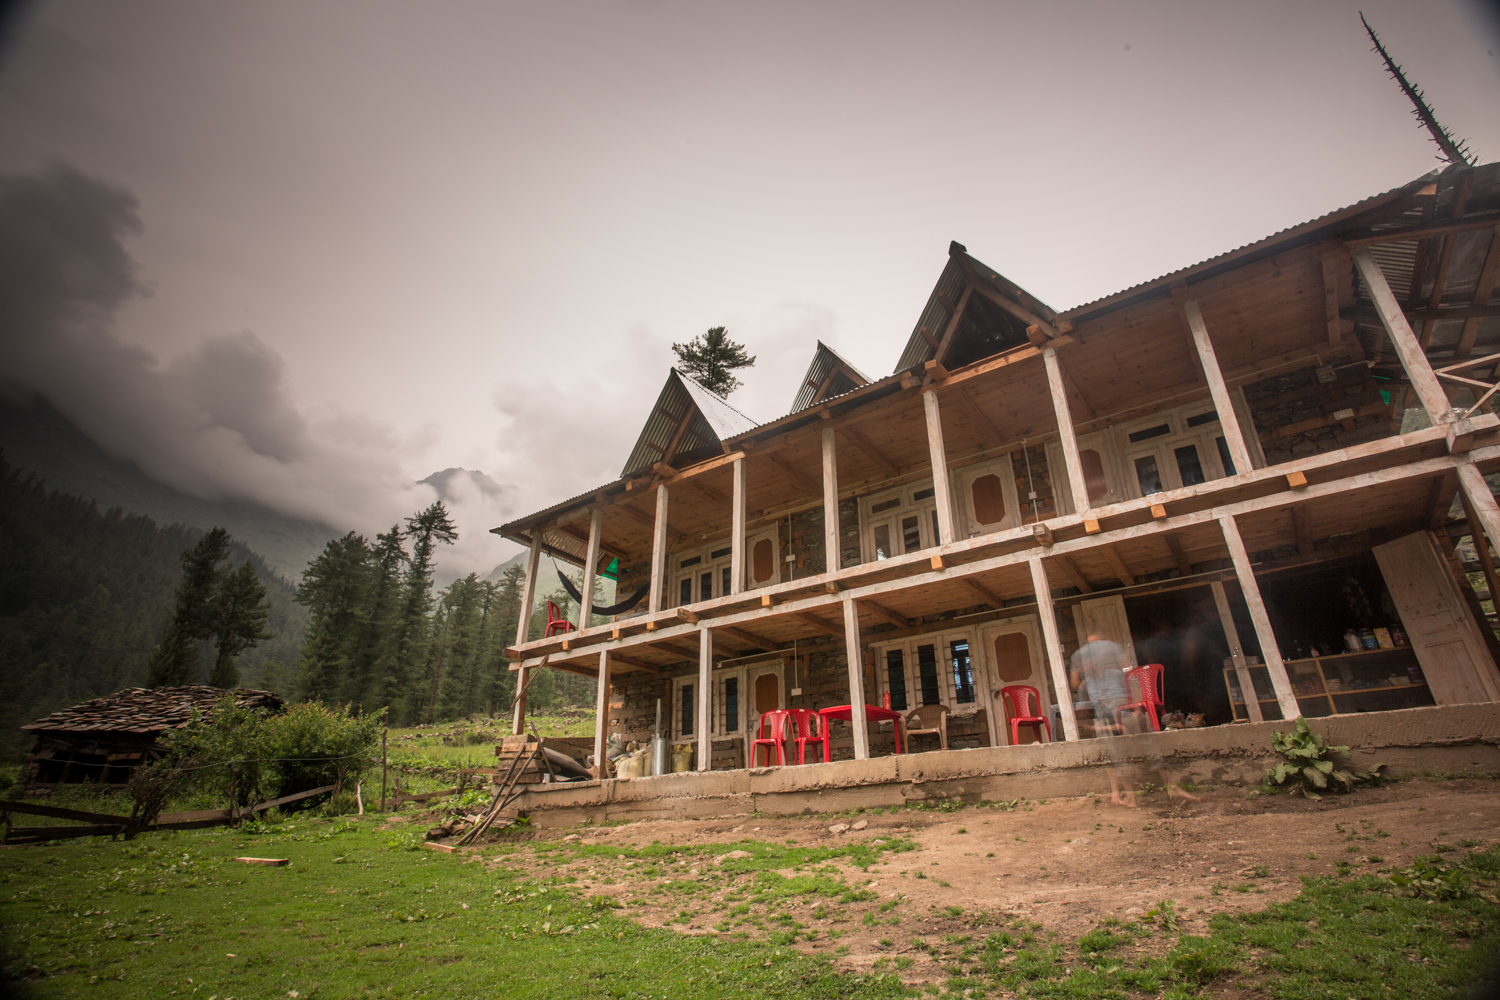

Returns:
922,389,957,544
696,627,713,772
576,508,603,631
822,426,841,569
1030,558,1078,741
841,596,870,760
233,857,290,866
1353,247,1454,425
1044,348,1091,515
731,458,746,595
593,649,612,779
649,483,669,615
1210,580,1264,725
1218,515,1300,719
1182,300,1255,477
513,534,543,734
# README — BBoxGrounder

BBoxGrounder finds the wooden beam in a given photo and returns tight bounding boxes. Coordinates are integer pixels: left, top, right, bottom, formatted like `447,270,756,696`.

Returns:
1285,470,1309,489
766,452,821,495
511,534,544,734
1457,462,1500,564
839,425,900,478
959,577,1006,608
922,389,957,544
1150,503,1168,520
970,281,1062,340
649,484,669,615
1031,522,1054,547
841,596,870,759
947,385,1005,443
809,367,840,406
675,607,701,625
653,639,699,661
1164,533,1193,576
858,599,912,629
1029,557,1078,741
686,476,728,507
1353,247,1454,425
1428,469,1460,531
1459,486,1500,633
718,625,777,652
1321,249,1347,348
1456,225,1500,358
1100,545,1136,587
696,626,712,771
792,611,843,638
821,426,841,569
1292,505,1314,556
592,650,612,778
1054,554,1093,594
1218,515,1300,719
1210,580,1263,724
730,457,746,595
1343,214,1500,246
1182,300,1254,477
933,283,975,365
609,652,661,675
660,406,696,468
576,508,603,631
615,498,686,544
1044,347,1091,515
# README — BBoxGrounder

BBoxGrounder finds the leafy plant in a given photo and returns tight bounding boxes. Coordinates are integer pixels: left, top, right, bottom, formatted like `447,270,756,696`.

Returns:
1261,717,1383,799
1387,856,1469,900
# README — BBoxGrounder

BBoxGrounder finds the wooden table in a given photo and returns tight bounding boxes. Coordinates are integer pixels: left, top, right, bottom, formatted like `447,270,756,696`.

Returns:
817,705,905,762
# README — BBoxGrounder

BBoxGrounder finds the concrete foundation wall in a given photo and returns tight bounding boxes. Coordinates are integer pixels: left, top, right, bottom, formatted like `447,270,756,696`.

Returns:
509,703,1500,828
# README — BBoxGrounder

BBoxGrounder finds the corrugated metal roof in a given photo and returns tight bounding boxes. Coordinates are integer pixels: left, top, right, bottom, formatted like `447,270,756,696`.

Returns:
619,369,759,480
789,341,871,414
678,369,760,439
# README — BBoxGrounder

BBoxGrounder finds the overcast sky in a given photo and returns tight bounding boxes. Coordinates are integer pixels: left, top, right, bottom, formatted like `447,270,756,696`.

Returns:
0,0,1496,577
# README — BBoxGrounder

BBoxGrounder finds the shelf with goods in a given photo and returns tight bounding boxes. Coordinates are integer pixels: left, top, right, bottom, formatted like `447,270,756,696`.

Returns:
1224,645,1432,721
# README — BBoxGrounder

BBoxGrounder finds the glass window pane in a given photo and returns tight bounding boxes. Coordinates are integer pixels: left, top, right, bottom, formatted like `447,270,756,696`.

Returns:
912,487,935,501
902,515,922,553
871,497,901,513
700,571,713,601
722,566,731,597
1174,444,1206,486
1134,454,1163,495
680,683,693,736
885,649,908,711
1216,435,1236,475
931,509,940,544
1127,423,1171,443
917,644,940,705
950,640,975,704
679,577,692,606
724,678,738,733
873,523,892,561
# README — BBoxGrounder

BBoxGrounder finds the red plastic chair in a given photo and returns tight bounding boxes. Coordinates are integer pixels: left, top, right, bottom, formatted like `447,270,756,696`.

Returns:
787,709,824,765
543,599,576,638
1116,663,1165,733
1000,686,1051,745
751,710,792,767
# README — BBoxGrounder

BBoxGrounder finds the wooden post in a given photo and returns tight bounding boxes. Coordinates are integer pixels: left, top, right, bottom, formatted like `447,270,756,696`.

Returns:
1218,514,1300,719
1210,580,1263,724
821,426,841,570
841,595,870,760
696,625,713,771
593,649,612,780
1352,247,1453,425
649,483,669,614
1043,348,1091,515
380,726,387,813
731,457,746,594
576,507,603,630
921,389,956,544
1182,300,1254,476
1457,462,1500,557
511,534,543,735
1029,557,1079,742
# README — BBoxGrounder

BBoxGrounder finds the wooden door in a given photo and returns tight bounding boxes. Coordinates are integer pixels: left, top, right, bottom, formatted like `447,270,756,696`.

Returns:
981,621,1049,745
1072,595,1139,668
1373,531,1500,704
743,663,784,766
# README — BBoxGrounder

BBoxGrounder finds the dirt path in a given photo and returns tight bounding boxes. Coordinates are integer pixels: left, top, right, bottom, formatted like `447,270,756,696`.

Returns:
472,777,1499,986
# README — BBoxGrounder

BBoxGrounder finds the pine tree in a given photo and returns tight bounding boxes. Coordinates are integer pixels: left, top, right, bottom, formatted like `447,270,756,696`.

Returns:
391,502,457,722
671,326,755,397
146,528,231,687
294,532,374,702
207,561,275,688
358,526,408,712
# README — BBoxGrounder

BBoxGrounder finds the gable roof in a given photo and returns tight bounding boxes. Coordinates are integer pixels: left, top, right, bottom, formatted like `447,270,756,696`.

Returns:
619,368,759,479
23,686,285,737
788,341,871,414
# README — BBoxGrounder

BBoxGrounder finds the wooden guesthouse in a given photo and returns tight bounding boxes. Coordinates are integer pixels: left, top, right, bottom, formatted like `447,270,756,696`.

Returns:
496,161,1500,781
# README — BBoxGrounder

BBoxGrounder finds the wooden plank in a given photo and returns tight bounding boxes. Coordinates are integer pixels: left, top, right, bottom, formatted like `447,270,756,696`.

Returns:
1182,300,1255,477
1030,558,1078,741
1457,462,1500,563
947,386,1005,443
1321,249,1347,348
1164,533,1193,576
792,611,843,638
7,823,122,842
970,281,1061,340
512,534,543,734
933,283,975,365
1292,505,1314,555
718,625,777,652
1343,215,1500,245
959,577,1005,608
841,596,870,760
822,427,841,570
1458,487,1500,641
922,389,957,544
840,425,900,477
767,453,821,495
696,627,713,771
730,458,746,596
1353,247,1454,425
574,509,603,631
593,649,612,779
858,599,911,629
0,801,130,825
1219,515,1300,719
234,857,290,866
1044,348,1091,514
1456,226,1500,359
423,843,458,854
649,484,669,615
1210,580,1264,724
1100,545,1136,587
1055,554,1092,593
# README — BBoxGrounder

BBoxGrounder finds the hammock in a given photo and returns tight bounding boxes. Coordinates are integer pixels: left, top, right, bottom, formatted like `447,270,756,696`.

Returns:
555,566,650,616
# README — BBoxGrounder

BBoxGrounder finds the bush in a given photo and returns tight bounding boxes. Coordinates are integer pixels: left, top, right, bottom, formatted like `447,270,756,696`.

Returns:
1261,717,1382,800
264,701,381,801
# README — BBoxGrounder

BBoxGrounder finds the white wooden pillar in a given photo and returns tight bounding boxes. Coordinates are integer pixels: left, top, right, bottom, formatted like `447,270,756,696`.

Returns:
511,533,543,735
1352,247,1454,425
648,484,669,614
821,426,841,571
1218,514,1300,719
592,649,612,779
576,507,603,631
696,625,713,771
1043,348,1091,515
841,595,870,760
921,389,956,544
1182,301,1254,476
1457,462,1500,555
730,457,746,594
1029,557,1079,741
1210,579,1263,724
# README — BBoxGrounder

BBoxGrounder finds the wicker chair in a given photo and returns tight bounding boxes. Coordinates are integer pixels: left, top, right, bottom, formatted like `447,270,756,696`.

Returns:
904,703,950,751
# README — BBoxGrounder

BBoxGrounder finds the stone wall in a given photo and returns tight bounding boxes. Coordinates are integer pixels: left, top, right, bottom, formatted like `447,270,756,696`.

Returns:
1243,363,1396,466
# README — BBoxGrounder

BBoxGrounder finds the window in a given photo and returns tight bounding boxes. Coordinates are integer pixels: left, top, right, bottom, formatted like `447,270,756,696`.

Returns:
679,682,694,737
885,648,909,710
674,660,783,749
860,482,942,562
875,629,981,711
671,527,780,608
956,456,1020,537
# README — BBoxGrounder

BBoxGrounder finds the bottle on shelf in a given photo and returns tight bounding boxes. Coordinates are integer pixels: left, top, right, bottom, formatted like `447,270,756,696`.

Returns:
1359,628,1379,650
1343,629,1362,652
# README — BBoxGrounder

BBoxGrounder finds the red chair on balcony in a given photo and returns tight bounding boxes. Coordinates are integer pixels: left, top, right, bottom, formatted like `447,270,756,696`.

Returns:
751,710,792,767
787,709,824,765
1116,663,1165,733
1000,685,1052,745
543,600,575,638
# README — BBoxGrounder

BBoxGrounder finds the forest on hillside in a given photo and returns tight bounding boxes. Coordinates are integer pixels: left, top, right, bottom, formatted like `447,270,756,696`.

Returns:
0,456,305,759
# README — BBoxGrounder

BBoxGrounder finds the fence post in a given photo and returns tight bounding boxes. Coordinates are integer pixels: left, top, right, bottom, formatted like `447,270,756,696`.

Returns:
380,727,388,813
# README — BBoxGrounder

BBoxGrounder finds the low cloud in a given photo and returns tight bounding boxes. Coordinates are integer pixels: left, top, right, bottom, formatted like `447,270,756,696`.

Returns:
0,163,508,575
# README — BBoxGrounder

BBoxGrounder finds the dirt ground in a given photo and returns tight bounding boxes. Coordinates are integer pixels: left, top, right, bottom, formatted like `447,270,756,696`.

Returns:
470,776,1500,986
